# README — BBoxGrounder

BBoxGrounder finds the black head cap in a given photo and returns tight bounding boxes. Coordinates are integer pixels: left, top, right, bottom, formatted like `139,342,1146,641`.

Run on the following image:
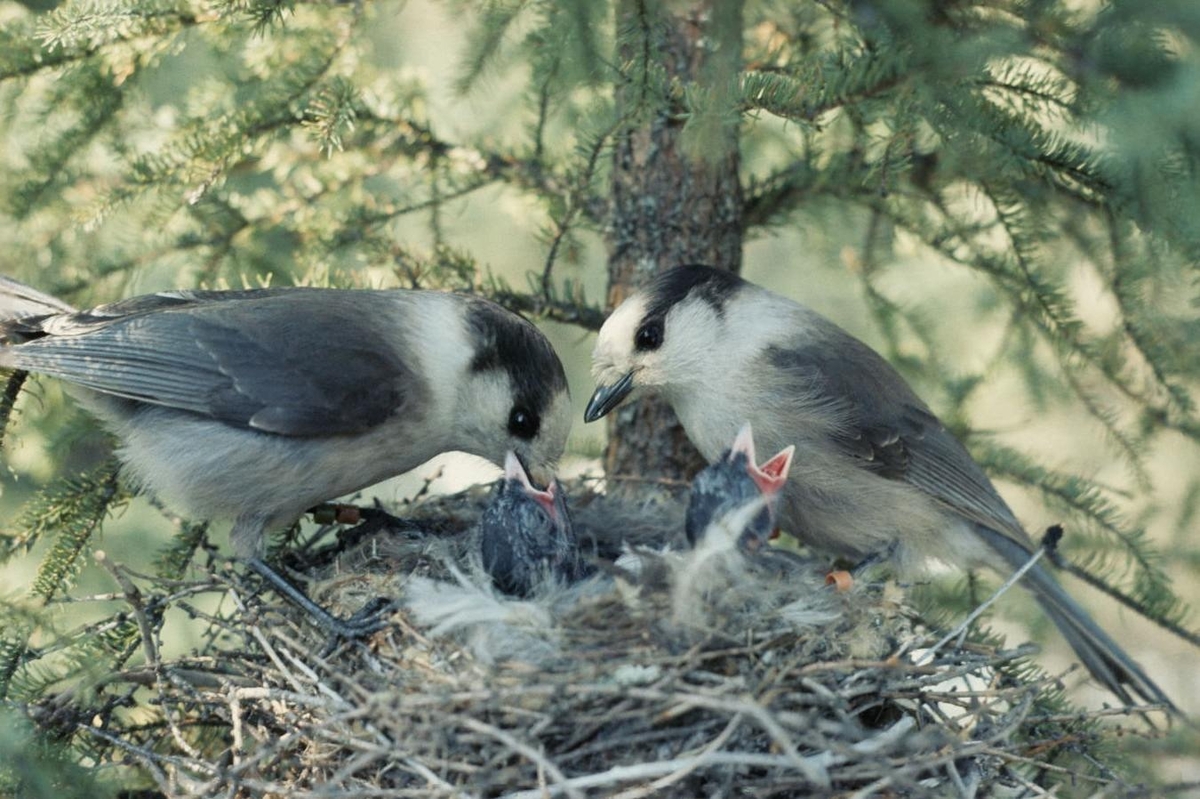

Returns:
466,298,569,436
642,265,745,329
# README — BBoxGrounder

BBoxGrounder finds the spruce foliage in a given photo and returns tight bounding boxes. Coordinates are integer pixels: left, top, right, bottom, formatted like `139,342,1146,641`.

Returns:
0,0,1197,791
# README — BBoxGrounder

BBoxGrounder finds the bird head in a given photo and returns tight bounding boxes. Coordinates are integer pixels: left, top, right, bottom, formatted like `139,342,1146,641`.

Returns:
479,451,579,597
453,298,572,486
586,266,747,423
685,423,795,550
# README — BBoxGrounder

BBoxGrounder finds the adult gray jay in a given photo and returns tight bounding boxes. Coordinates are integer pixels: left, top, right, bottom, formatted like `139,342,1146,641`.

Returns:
586,265,1172,709
0,276,571,640
480,451,588,598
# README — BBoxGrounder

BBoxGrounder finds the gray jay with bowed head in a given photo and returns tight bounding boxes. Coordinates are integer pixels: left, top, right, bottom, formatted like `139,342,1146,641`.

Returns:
0,276,571,640
586,264,1173,709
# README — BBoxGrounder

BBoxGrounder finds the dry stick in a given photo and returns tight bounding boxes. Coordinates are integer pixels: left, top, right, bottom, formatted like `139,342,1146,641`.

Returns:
622,688,829,785
980,747,1113,786
944,760,972,799
499,753,809,799
78,721,216,779
608,713,744,799
849,776,893,799
1004,768,1058,797
456,716,583,799
248,624,308,695
95,551,203,760
400,757,472,798
919,547,1046,665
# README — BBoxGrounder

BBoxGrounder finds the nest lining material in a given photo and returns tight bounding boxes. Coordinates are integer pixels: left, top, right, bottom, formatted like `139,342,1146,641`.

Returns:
49,480,1149,798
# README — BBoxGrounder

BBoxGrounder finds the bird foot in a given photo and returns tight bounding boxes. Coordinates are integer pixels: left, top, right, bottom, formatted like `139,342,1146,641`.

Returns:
247,558,397,652
316,596,398,657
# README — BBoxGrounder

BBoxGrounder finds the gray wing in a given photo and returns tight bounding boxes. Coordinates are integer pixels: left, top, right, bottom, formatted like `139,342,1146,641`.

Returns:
4,290,413,437
767,325,1031,545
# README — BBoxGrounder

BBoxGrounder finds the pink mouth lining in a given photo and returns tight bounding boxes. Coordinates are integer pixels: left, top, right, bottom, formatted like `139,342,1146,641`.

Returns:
504,451,559,519
729,423,795,495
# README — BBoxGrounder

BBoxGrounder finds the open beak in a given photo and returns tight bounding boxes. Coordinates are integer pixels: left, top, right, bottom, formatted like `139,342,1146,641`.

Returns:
584,370,635,423
729,423,795,497
504,451,562,525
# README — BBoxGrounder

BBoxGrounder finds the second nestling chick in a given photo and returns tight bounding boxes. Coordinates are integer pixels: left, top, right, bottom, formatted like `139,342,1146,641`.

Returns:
480,452,590,598
671,423,833,630
686,423,795,554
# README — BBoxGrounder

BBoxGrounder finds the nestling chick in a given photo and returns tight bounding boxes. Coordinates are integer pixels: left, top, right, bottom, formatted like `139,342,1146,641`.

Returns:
480,452,589,597
686,422,794,552
586,264,1173,710
0,276,571,640
667,423,833,632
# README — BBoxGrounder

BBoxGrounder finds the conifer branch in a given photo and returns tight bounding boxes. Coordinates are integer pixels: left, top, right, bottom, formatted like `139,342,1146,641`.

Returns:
16,460,127,600
0,371,28,453
540,119,617,301
0,6,206,83
860,189,1198,446
0,5,1193,788
487,288,606,331
1043,528,1200,649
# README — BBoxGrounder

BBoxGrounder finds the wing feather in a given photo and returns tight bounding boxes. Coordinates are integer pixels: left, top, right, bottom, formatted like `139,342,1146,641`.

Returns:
5,290,415,437
769,323,1032,547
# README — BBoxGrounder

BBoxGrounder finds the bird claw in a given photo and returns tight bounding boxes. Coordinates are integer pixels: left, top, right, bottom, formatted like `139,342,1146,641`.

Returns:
246,558,396,654
316,596,397,657
344,596,397,628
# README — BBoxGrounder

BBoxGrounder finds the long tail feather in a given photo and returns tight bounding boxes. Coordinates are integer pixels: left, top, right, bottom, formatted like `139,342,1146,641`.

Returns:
974,524,1176,712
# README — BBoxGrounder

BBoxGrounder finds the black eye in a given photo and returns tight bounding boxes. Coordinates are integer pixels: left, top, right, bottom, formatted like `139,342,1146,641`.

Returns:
635,320,663,351
508,406,540,440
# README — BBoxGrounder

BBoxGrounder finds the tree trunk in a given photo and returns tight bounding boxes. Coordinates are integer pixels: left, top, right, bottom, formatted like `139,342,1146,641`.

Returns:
603,0,744,482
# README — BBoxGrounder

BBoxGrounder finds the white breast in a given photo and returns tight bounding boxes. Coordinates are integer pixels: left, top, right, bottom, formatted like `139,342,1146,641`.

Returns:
665,291,824,464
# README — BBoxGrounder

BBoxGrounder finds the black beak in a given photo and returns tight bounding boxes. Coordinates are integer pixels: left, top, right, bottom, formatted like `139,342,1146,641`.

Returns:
584,370,635,423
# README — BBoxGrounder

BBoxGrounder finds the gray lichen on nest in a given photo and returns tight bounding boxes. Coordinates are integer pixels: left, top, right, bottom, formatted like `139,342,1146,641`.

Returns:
57,481,1155,798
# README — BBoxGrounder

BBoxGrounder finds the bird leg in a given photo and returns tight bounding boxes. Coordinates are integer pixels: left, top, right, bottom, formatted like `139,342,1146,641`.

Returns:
849,541,900,576
296,503,433,571
246,557,396,643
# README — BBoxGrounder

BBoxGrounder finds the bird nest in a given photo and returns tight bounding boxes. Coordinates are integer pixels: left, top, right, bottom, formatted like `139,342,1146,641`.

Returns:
36,480,1160,798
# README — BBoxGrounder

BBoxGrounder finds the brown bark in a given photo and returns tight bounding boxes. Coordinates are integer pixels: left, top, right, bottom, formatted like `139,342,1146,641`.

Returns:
603,0,744,482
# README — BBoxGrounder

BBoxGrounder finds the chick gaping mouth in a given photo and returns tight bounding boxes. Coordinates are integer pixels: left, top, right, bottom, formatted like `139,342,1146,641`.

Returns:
504,451,560,522
729,423,795,496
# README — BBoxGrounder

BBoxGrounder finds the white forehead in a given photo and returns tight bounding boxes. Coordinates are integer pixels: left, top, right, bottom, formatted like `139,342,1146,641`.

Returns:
592,293,648,375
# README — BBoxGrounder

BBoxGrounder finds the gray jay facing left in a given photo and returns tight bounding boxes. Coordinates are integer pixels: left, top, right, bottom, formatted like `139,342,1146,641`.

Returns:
586,265,1174,711
0,276,571,639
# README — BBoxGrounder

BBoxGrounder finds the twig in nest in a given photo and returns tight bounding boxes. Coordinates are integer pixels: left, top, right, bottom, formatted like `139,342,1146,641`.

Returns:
920,545,1046,663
